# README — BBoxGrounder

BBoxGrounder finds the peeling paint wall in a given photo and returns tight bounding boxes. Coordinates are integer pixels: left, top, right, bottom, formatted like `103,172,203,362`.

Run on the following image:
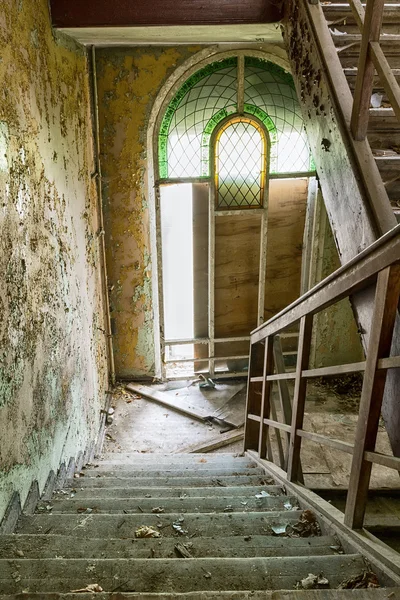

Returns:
96,46,202,378
0,0,108,520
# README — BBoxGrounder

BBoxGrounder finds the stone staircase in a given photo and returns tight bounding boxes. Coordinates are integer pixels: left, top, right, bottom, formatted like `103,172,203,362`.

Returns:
0,452,399,598
322,1,400,218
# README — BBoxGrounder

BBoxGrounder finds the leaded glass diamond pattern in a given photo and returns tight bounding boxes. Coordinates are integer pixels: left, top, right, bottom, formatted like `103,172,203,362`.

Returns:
244,58,311,173
167,65,238,178
216,120,265,209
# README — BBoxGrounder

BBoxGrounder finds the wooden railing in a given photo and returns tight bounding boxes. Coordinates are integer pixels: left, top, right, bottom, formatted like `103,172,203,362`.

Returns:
348,0,400,140
244,223,400,529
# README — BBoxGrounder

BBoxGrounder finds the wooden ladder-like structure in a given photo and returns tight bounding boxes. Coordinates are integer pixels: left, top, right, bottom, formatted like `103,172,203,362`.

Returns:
245,224,400,529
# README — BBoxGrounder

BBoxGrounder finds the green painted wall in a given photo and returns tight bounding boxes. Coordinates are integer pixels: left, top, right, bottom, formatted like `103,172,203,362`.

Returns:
0,0,108,520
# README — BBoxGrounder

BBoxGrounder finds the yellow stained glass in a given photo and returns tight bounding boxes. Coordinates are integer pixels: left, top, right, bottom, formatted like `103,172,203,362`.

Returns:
215,117,266,210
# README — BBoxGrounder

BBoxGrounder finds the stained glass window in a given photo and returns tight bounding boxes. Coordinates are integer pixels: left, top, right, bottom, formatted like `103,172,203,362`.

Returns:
215,117,266,209
158,55,312,180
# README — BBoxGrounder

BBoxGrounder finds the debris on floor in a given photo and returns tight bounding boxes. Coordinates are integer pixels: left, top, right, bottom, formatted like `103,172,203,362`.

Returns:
338,571,380,589
173,517,189,535
175,542,194,558
135,526,162,538
71,583,103,593
199,375,216,390
289,509,321,537
151,506,165,514
296,573,329,590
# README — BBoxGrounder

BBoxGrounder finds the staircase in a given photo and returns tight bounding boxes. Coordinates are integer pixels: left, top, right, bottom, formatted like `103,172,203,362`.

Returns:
0,452,399,597
322,1,400,219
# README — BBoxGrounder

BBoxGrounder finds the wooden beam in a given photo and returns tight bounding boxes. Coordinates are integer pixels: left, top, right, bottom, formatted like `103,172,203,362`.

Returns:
370,42,400,124
126,384,208,423
50,0,283,28
350,0,386,140
345,264,400,529
287,314,313,483
244,341,264,451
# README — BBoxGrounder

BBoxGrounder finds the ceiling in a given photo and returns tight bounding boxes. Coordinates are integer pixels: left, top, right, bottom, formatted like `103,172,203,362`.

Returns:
50,0,283,35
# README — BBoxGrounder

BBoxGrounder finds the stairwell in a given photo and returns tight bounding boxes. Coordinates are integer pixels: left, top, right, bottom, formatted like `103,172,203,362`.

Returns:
0,452,399,598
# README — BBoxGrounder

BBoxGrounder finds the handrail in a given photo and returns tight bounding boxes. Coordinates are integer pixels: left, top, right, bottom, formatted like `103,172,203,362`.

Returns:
252,221,400,340
245,225,400,529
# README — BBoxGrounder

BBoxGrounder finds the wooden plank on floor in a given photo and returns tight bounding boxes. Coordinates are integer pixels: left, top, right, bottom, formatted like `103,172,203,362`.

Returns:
126,384,208,423
174,428,245,454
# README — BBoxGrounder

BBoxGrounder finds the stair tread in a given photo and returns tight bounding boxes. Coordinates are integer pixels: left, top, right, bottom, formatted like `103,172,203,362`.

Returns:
0,590,398,600
15,510,307,538
0,555,367,593
78,467,265,478
35,494,298,514
65,474,275,488
61,485,284,499
0,533,340,559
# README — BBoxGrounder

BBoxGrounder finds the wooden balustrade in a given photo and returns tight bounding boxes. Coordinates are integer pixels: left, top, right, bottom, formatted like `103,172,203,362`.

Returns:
244,222,400,529
349,0,400,139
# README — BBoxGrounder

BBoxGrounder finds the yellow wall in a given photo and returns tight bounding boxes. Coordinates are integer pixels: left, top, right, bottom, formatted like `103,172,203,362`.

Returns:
96,47,202,377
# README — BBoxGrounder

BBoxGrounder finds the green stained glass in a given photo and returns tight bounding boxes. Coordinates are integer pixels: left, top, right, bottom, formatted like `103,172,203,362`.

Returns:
158,55,312,179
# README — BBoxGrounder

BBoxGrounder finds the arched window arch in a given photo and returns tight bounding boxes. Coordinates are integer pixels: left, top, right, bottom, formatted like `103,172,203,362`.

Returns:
213,116,267,210
158,56,312,180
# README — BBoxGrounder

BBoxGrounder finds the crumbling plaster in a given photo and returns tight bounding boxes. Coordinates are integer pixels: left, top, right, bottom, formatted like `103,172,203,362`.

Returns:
0,0,108,520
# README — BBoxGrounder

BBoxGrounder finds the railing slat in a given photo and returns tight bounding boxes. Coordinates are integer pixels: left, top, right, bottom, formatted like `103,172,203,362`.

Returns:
258,337,274,460
350,0,386,140
297,430,354,455
345,264,400,529
287,314,314,483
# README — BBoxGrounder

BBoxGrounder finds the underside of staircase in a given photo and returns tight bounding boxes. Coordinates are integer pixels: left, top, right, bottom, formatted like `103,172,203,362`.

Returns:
1,452,399,598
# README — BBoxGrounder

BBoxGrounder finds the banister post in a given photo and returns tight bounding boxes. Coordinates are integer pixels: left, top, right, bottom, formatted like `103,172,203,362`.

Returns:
287,314,313,482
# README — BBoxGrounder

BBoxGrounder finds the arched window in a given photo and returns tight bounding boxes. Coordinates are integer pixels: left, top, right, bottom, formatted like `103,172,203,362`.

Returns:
156,54,314,379
214,116,267,210
158,56,312,181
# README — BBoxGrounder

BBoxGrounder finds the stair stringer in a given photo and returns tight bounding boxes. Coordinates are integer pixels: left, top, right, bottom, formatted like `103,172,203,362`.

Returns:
282,0,400,457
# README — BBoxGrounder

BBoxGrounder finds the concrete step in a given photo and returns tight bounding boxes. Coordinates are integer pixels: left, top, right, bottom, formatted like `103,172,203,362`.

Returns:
65,474,274,488
98,453,249,464
16,510,306,538
79,467,265,478
62,485,284,500
0,590,398,600
0,554,367,594
39,494,299,514
0,533,340,559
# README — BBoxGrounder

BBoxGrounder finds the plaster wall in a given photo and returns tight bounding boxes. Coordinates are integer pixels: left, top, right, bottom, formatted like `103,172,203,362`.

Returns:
0,0,108,520
95,46,203,378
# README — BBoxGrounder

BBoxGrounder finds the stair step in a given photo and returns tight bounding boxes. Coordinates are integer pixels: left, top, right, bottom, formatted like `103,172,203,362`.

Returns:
0,590,398,600
99,453,248,464
0,554,367,593
63,485,284,499
79,467,264,478
39,494,299,514
65,474,274,488
15,510,306,538
0,533,340,559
